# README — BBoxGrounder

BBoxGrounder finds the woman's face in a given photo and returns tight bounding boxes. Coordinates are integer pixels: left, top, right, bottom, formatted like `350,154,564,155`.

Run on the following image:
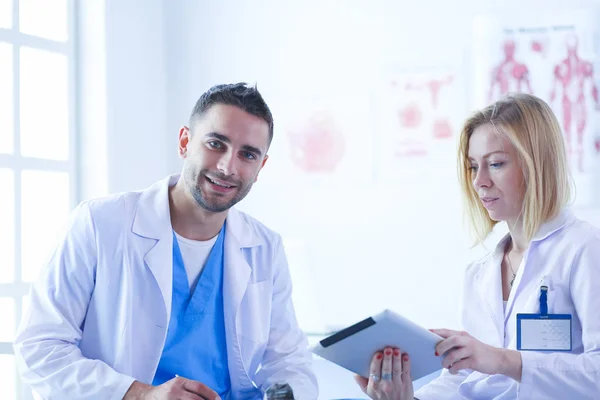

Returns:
467,124,526,225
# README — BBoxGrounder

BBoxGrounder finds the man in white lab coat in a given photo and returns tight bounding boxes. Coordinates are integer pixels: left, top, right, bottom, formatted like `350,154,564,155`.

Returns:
13,83,318,400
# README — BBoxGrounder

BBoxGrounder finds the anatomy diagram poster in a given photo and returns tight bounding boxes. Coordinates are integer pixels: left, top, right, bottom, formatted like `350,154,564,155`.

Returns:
266,95,374,184
373,67,465,180
473,10,600,206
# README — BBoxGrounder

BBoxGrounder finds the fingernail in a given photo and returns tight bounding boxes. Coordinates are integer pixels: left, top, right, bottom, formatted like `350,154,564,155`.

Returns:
393,349,400,356
377,353,383,360
385,349,392,356
403,354,409,361
435,351,439,356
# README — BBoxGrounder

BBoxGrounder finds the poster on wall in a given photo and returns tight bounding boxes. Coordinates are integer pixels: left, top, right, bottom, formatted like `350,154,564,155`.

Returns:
372,66,465,180
265,95,375,184
472,10,600,206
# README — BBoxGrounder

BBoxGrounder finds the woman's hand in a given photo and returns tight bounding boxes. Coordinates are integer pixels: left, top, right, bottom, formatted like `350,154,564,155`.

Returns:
431,329,522,381
354,347,414,400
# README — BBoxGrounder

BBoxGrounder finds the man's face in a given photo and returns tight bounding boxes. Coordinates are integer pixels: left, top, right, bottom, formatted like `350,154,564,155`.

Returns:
178,103,270,213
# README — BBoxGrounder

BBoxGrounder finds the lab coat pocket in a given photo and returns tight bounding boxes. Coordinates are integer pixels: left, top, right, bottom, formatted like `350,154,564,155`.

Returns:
537,275,573,315
546,285,573,316
238,280,272,344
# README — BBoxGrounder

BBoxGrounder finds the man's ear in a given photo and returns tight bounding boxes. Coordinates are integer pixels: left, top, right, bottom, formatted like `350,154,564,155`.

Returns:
178,126,190,158
254,155,269,183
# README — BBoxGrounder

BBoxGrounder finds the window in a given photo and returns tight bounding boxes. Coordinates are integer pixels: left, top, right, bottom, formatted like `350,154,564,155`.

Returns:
0,1,76,398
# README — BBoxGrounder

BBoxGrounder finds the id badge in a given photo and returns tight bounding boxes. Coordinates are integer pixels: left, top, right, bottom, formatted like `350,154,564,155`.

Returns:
516,285,572,351
516,314,572,351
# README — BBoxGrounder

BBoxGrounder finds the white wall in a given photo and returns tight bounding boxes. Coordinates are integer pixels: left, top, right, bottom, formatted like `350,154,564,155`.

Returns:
162,0,475,332
78,0,600,335
161,0,600,335
78,0,170,200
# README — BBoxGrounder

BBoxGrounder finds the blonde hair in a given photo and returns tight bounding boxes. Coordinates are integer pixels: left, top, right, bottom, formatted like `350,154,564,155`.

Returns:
458,93,572,245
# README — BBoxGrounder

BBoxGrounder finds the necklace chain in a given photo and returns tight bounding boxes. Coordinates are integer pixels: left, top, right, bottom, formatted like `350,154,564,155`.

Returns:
507,251,517,287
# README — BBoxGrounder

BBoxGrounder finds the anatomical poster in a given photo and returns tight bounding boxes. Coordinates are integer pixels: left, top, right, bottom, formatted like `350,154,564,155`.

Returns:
373,66,465,180
472,10,600,205
266,95,374,184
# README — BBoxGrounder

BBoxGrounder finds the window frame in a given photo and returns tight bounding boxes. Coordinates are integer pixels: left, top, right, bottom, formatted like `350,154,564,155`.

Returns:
0,1,78,399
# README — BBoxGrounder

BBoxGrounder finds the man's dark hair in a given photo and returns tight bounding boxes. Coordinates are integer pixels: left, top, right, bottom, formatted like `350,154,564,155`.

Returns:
189,82,274,145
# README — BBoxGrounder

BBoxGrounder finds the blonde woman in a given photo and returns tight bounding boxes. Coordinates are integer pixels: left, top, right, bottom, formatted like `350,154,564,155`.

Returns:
355,93,600,399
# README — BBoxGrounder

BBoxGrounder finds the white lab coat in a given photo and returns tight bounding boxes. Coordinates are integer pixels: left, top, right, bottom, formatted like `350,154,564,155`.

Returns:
415,208,600,400
13,175,318,400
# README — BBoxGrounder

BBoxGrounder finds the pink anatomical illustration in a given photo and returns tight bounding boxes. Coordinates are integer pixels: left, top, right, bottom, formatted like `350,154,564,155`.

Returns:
387,79,429,158
433,119,453,139
489,39,533,102
398,102,423,129
549,34,600,172
286,110,345,173
530,37,550,58
394,140,427,158
531,40,544,54
404,75,455,139
405,75,454,110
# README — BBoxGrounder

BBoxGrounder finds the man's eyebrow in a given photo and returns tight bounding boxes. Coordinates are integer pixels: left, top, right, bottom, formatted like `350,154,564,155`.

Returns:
205,132,231,143
241,145,263,157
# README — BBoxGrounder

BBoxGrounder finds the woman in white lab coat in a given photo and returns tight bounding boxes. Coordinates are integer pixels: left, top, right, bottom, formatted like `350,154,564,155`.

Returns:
355,93,600,399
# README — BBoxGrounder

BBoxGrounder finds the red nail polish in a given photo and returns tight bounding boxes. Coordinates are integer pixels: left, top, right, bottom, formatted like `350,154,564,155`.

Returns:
393,349,400,356
403,354,409,361
385,349,392,356
435,351,439,356
377,353,383,360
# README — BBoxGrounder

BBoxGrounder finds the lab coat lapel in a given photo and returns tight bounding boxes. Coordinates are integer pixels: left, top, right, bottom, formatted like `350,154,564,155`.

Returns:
223,235,252,327
461,244,507,395
222,208,260,390
132,175,178,324
222,209,259,324
502,253,527,326
476,241,507,348
504,209,574,322
144,237,173,325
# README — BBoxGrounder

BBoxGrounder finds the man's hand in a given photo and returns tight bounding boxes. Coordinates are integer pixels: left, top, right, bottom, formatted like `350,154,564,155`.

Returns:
123,377,220,400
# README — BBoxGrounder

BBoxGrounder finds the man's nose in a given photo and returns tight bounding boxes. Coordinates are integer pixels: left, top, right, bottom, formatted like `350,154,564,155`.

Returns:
217,151,237,176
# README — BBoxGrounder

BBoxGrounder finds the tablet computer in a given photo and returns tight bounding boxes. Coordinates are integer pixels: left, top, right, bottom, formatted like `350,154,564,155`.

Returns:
310,309,443,381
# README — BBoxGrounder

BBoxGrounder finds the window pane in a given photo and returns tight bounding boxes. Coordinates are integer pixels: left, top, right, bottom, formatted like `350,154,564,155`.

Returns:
0,298,15,342
20,47,69,160
0,169,15,283
0,43,13,155
21,294,30,326
19,0,68,42
21,170,70,282
0,0,11,29
0,354,17,400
